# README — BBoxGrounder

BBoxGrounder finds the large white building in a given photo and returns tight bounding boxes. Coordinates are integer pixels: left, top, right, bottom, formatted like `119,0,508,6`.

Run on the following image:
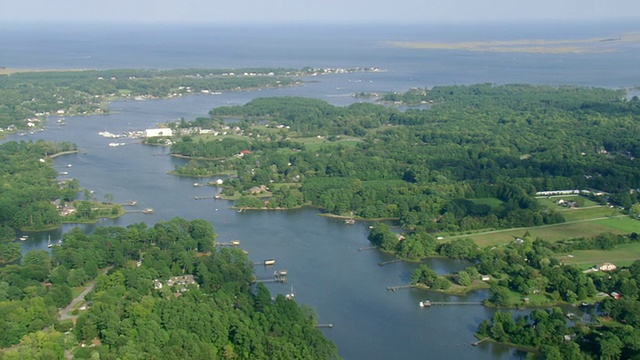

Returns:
145,128,173,137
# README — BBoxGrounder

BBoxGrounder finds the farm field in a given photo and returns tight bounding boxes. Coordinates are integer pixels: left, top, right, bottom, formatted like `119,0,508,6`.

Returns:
453,214,631,248
558,242,640,269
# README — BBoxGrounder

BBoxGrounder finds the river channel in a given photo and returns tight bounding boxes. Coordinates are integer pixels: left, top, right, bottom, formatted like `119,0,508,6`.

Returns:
8,75,594,360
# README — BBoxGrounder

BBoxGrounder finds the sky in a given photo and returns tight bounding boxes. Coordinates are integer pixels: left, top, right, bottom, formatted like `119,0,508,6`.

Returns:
1,0,639,24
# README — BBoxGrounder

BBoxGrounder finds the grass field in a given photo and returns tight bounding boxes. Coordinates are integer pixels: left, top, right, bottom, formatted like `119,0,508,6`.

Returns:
594,217,640,233
561,207,621,222
297,136,362,151
469,197,504,208
457,215,630,247
558,242,640,269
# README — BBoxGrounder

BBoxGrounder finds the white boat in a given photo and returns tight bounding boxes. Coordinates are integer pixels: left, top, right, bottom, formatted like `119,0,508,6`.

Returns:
47,235,52,248
108,142,126,147
285,285,295,300
19,235,28,241
66,164,72,168
59,171,68,175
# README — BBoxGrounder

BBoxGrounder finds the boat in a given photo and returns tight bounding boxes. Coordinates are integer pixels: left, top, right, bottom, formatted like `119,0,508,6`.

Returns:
66,164,72,168
285,285,295,300
59,171,68,175
19,235,28,241
344,218,355,225
142,208,154,214
264,259,276,266
108,142,126,147
419,300,432,307
47,235,52,248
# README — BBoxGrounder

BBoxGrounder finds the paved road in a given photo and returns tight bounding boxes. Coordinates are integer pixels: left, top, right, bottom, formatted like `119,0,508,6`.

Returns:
58,266,112,321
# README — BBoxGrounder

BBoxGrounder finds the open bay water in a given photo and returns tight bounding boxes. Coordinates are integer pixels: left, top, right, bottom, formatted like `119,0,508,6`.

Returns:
1,22,634,359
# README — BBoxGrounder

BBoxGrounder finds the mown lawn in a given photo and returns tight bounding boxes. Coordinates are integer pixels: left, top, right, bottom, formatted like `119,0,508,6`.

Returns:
558,242,640,269
469,197,504,208
464,216,629,247
561,207,621,222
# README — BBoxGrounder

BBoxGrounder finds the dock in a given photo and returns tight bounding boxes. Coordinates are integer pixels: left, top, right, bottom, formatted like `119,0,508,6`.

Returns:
194,195,216,200
254,270,288,283
418,300,483,307
358,246,376,251
254,259,276,266
316,324,333,329
125,208,154,214
386,285,412,292
216,240,240,247
471,338,490,346
379,259,401,266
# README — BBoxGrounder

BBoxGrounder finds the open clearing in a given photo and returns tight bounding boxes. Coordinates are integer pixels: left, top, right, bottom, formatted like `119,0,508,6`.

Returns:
558,243,640,269
452,214,633,248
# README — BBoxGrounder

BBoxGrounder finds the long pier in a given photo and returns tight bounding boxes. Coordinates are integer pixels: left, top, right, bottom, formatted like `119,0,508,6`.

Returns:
254,271,288,283
386,285,412,292
316,324,334,328
216,240,240,247
379,259,401,266
419,300,482,307
194,196,216,200
471,338,490,346
358,246,376,251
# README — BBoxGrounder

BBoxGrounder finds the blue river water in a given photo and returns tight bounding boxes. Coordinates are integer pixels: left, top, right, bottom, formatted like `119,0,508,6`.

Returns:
1,21,634,359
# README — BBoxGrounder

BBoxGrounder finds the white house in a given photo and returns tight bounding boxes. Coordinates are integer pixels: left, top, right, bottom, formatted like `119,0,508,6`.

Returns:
599,263,617,272
145,128,173,137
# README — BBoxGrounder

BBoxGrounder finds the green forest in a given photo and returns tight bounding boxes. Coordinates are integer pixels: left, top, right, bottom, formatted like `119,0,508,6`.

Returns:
0,218,338,359
0,67,317,131
170,85,640,239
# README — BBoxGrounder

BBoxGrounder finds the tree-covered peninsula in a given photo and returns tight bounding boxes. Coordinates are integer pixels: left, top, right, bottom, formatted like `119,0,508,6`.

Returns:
168,85,639,235
0,67,376,133
0,218,338,359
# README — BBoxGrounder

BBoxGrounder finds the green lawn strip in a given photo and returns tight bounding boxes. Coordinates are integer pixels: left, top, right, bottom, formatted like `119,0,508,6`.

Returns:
467,219,626,247
557,243,640,269
469,197,504,208
594,217,640,232
561,207,622,222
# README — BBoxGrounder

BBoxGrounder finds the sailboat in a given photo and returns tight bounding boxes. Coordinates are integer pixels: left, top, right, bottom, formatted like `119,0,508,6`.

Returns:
47,235,52,248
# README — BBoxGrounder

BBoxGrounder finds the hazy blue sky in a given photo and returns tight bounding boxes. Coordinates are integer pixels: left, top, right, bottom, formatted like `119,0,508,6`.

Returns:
2,0,639,24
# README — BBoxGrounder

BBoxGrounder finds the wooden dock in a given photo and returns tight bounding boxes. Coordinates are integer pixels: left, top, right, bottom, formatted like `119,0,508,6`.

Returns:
254,270,288,283
419,300,482,307
471,338,490,346
386,285,412,292
125,208,154,214
216,240,240,247
316,324,333,329
379,259,401,266
358,246,376,251
254,259,276,266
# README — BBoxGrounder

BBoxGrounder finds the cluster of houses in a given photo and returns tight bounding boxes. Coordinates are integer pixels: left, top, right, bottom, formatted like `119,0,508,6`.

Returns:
153,275,199,295
556,199,578,208
52,199,77,217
